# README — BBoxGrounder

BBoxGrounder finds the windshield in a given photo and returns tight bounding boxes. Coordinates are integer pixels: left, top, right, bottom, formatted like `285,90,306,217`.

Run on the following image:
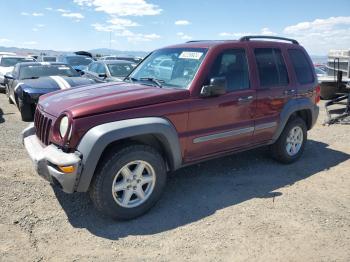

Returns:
42,57,56,62
66,56,93,66
19,64,79,80
128,48,207,89
1,57,35,67
108,63,134,77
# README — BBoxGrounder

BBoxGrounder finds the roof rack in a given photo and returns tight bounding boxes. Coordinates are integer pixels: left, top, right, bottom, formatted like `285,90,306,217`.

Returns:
186,40,222,43
239,35,299,45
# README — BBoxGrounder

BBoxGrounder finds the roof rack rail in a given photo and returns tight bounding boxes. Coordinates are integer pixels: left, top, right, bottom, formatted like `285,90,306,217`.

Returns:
239,35,299,45
186,40,220,43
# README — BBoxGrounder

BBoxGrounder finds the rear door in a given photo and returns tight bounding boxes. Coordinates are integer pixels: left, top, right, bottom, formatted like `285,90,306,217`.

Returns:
252,47,292,142
185,48,256,161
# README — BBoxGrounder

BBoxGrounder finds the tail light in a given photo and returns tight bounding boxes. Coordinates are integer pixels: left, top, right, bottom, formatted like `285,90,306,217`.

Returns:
315,85,321,104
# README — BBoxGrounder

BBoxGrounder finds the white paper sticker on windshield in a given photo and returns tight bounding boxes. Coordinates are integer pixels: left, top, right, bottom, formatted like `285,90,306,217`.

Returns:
179,52,203,60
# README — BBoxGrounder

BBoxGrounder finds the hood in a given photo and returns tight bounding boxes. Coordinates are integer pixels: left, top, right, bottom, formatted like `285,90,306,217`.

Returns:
0,66,14,75
21,76,95,90
39,82,189,118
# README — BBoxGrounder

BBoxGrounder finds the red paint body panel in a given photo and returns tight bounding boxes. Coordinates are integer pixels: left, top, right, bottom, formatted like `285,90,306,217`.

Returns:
36,39,318,166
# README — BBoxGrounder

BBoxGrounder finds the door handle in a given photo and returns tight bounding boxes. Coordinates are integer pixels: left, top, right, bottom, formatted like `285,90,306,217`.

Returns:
238,95,253,103
284,89,296,95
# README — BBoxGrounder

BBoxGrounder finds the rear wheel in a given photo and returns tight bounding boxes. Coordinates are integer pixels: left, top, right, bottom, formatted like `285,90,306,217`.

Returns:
89,144,167,220
270,117,307,164
18,97,33,121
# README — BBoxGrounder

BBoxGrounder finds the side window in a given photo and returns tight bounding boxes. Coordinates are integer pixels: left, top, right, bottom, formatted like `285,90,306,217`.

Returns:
88,62,97,72
209,49,250,91
255,48,289,87
288,49,314,84
96,64,106,74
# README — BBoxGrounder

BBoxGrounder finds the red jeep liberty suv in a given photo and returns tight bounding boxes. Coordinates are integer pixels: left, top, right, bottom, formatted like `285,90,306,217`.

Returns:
22,36,320,219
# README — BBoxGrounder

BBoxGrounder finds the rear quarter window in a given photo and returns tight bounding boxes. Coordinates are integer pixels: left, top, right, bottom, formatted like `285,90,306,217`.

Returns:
288,49,314,84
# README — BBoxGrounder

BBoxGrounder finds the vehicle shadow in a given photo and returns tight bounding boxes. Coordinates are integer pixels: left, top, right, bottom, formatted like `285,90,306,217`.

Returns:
54,140,349,240
0,108,4,124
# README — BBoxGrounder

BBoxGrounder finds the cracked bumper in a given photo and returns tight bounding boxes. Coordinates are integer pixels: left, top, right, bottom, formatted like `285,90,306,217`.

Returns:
22,123,82,193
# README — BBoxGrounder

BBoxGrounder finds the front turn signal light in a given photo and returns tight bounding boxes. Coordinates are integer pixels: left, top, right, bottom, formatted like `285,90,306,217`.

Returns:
58,165,75,173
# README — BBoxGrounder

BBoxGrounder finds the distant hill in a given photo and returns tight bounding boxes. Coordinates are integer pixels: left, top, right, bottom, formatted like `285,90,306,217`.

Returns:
0,46,148,57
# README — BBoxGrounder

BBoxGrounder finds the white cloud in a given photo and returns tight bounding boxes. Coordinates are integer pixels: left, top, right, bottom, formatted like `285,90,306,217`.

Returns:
73,0,162,16
175,20,190,26
21,12,44,16
115,29,160,42
283,16,350,54
62,12,84,20
261,27,277,36
32,28,39,32
32,12,44,17
0,38,12,44
108,17,139,27
219,28,276,38
177,32,192,40
57,9,70,13
45,7,53,11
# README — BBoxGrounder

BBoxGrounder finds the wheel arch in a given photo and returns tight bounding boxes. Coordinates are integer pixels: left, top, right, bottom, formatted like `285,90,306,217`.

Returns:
272,98,318,142
75,117,182,192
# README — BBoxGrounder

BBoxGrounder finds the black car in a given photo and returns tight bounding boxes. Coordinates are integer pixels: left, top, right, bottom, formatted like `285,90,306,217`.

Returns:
84,60,135,82
4,62,95,121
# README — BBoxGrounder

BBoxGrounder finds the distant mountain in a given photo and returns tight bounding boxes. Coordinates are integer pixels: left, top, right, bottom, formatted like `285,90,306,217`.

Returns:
0,46,148,58
88,48,148,57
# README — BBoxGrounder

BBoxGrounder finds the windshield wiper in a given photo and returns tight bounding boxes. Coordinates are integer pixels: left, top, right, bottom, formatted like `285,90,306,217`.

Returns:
124,76,138,82
139,77,164,88
21,76,39,80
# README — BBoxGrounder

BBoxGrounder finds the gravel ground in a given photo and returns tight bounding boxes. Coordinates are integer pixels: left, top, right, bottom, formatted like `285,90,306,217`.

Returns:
0,93,349,262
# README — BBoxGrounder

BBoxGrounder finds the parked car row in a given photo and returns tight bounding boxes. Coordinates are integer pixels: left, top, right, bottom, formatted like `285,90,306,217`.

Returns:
1,51,143,121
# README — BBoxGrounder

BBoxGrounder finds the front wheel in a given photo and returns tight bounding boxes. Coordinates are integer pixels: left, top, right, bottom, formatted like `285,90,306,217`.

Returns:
89,144,167,220
270,117,307,164
18,97,33,121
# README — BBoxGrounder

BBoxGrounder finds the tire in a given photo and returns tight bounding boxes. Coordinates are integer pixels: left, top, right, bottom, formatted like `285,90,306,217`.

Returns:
5,85,13,104
270,117,307,164
89,144,167,220
18,97,33,121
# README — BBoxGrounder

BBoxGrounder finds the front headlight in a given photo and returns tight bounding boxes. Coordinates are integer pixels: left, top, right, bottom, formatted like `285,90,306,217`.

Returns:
59,116,69,138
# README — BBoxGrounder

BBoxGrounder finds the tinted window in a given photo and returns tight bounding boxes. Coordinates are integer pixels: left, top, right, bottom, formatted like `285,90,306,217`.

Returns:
209,49,250,91
0,57,35,67
255,48,289,87
65,56,93,66
96,64,106,74
288,49,314,84
19,64,79,80
107,63,133,77
88,62,98,72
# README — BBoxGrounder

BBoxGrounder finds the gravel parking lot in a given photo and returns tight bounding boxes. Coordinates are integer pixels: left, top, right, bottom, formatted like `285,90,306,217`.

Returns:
0,93,349,261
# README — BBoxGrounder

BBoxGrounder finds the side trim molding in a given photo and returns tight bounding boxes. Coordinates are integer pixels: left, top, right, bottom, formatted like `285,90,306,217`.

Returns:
193,127,254,144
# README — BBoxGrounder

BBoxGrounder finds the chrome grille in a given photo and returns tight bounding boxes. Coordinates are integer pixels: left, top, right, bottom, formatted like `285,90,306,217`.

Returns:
34,109,52,146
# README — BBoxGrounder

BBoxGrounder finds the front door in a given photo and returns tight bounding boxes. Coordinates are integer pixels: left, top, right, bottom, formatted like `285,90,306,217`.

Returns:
185,48,256,161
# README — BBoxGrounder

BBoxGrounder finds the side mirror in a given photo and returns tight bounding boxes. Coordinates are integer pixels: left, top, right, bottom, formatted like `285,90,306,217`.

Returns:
98,73,107,79
200,77,227,97
4,73,14,80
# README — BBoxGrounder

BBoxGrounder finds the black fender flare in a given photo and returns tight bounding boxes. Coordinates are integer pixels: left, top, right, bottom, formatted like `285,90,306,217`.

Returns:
75,117,182,192
272,98,319,142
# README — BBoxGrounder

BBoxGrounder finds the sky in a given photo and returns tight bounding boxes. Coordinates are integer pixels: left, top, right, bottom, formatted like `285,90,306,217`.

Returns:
0,0,349,55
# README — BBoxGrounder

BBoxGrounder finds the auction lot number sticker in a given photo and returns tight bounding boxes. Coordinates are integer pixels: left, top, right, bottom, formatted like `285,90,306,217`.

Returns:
179,51,203,60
